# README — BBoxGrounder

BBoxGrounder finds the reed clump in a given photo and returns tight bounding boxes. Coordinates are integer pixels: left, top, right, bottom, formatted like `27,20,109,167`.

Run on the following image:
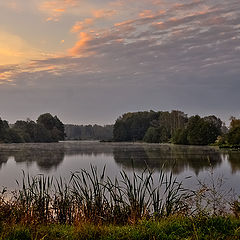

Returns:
0,165,191,225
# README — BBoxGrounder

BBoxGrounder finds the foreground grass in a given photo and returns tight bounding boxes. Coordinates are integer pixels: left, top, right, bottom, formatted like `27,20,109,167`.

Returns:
1,216,240,240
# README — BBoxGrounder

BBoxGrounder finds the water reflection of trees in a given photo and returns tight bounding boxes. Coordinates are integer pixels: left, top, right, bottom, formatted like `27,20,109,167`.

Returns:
0,150,64,171
0,142,239,175
227,151,240,174
62,142,113,157
0,152,9,169
113,145,223,175
14,150,65,171
0,142,114,171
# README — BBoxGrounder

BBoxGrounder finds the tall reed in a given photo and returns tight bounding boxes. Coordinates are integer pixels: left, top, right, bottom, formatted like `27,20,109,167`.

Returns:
71,165,111,223
16,172,53,223
2,165,190,225
52,176,74,224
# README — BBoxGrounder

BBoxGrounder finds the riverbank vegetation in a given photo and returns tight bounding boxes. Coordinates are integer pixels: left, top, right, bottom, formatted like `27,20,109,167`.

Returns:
2,216,240,239
0,166,240,239
0,113,65,143
113,110,240,147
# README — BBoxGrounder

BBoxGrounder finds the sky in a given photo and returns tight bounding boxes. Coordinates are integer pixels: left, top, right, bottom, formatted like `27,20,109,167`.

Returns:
0,0,239,125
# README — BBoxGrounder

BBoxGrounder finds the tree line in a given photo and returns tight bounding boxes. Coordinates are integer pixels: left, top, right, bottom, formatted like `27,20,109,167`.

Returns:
113,110,240,146
0,113,65,143
65,124,113,141
1,110,239,146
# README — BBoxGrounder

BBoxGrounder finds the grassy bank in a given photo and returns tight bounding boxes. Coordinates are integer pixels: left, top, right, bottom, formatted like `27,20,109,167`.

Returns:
1,216,240,240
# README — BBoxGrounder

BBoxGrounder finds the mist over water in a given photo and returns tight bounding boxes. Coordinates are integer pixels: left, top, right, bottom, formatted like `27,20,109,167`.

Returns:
0,141,240,194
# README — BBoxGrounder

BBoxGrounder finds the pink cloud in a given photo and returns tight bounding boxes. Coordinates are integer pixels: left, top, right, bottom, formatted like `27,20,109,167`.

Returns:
92,9,117,18
71,19,94,33
68,32,93,56
40,0,78,21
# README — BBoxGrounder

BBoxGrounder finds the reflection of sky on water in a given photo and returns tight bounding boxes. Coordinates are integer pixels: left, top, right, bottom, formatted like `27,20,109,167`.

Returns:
0,142,240,193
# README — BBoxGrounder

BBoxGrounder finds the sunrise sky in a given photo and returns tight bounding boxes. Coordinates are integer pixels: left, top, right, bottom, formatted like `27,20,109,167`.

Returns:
0,0,239,124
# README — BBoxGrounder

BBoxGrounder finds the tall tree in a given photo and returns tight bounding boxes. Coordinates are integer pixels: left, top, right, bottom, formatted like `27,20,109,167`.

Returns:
113,111,159,141
227,117,240,145
37,113,65,142
173,115,221,145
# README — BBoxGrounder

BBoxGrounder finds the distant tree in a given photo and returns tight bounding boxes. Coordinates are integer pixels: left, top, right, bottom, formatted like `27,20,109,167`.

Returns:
172,115,221,145
65,125,82,140
25,120,39,142
84,125,94,139
143,127,161,143
229,117,240,129
158,126,170,143
4,128,23,143
227,127,240,145
187,115,210,145
158,110,188,136
143,126,170,143
32,124,52,142
113,110,225,145
64,124,113,141
53,116,65,141
92,124,113,140
13,119,51,142
113,120,129,141
172,129,188,145
37,113,65,142
113,110,188,142
0,118,24,143
227,117,240,145
113,111,159,141
9,113,65,143
0,118,9,142
187,115,220,145
54,116,64,130
37,113,56,131
13,120,32,142
203,115,222,136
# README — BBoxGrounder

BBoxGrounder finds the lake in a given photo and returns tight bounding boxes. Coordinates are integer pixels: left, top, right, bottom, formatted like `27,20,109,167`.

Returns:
0,141,240,194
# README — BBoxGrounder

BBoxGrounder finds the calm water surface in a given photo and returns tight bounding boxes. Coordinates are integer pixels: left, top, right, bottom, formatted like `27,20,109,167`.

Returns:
0,141,240,193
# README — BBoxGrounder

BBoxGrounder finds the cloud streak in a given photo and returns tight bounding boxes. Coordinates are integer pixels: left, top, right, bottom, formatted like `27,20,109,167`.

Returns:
39,0,78,21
